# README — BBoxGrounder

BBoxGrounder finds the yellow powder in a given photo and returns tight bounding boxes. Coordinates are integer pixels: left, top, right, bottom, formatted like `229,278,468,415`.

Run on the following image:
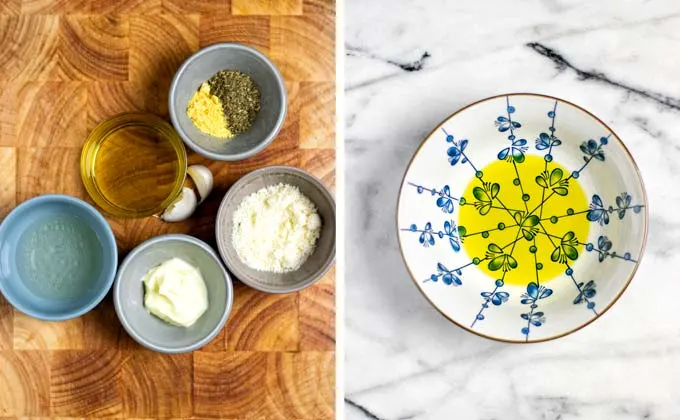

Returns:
186,83,233,138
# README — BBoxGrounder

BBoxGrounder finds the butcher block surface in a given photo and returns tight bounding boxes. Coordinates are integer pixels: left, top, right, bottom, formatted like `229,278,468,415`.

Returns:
0,0,336,418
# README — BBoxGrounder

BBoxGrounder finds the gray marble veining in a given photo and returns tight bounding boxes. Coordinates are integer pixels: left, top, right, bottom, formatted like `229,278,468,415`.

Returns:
345,0,680,418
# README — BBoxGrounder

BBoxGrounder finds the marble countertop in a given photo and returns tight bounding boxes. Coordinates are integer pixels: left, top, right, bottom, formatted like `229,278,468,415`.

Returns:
344,1,680,418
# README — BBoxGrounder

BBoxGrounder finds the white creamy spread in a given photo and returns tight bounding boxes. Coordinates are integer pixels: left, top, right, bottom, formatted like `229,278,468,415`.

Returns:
142,258,208,327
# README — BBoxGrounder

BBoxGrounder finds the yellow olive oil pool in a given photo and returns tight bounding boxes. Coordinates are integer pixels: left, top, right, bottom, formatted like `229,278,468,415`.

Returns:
458,154,589,285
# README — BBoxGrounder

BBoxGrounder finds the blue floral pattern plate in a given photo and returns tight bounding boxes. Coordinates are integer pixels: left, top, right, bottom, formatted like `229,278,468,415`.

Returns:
397,94,648,342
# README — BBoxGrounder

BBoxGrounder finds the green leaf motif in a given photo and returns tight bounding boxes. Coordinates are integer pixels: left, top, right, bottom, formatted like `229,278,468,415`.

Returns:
553,187,569,196
522,227,538,241
479,204,491,215
550,246,561,263
564,245,578,260
487,243,503,254
473,186,486,201
490,183,500,198
549,168,563,185
513,211,525,224
523,215,539,227
535,173,548,189
551,231,580,263
489,256,504,271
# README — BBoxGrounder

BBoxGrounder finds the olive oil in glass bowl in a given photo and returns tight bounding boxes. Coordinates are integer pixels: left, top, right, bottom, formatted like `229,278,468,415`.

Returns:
81,113,187,218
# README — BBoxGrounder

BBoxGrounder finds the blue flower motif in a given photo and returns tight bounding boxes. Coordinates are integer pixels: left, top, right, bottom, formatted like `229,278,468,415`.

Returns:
535,132,562,150
406,221,460,251
419,222,434,247
520,282,553,304
520,282,552,338
573,280,597,305
521,311,546,327
431,263,463,286
597,235,612,262
580,139,605,162
495,115,521,132
497,138,528,163
443,220,461,252
446,138,469,166
436,185,455,214
586,194,610,225
481,290,510,306
616,193,631,219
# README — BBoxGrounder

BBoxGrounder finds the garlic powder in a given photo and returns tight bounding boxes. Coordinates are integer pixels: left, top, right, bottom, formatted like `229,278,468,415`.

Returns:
231,183,322,272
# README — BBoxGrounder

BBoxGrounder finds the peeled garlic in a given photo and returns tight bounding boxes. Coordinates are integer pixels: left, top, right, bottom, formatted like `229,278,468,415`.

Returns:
187,165,213,204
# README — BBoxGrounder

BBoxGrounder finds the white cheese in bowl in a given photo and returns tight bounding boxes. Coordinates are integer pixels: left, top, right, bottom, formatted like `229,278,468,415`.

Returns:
232,183,322,272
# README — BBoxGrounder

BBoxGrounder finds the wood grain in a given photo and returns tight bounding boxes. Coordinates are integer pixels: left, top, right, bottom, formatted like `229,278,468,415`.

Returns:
17,148,86,202
21,0,89,14
13,312,83,350
162,0,230,14
0,351,51,417
199,15,270,53
0,0,20,15
300,268,335,350
0,297,12,351
87,82,151,129
265,352,334,419
270,15,334,82
50,350,123,417
193,351,268,418
59,15,129,81
121,351,193,418
91,0,161,14
129,14,198,85
0,84,17,146
300,82,335,149
15,82,87,147
0,148,16,219
0,16,59,81
301,148,336,192
232,0,302,15
227,284,299,351
303,0,334,15
0,1,335,418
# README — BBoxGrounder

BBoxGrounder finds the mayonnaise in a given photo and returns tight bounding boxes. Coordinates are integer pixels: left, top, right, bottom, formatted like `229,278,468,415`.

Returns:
142,258,208,327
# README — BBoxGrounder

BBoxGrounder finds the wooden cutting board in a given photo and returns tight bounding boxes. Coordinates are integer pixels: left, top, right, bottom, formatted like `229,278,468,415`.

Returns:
0,0,336,418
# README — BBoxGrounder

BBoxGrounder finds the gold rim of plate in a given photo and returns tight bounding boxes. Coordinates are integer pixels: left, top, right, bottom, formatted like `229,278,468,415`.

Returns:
80,113,188,218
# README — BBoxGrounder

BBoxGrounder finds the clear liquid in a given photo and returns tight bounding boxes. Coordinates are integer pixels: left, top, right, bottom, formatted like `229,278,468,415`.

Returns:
17,215,103,300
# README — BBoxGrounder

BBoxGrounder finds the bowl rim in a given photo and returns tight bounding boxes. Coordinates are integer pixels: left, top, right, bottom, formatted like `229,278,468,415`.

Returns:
395,92,649,344
0,194,118,321
80,112,188,218
215,165,336,293
113,233,234,354
168,42,288,162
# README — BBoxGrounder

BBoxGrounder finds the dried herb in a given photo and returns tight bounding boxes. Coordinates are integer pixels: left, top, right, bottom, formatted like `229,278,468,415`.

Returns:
208,70,261,135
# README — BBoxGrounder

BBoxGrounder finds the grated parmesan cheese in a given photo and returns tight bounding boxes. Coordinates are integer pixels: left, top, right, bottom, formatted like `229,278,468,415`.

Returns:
231,183,322,272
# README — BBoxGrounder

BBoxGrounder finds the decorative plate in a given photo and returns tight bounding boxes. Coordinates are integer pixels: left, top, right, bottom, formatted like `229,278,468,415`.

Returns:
397,94,648,342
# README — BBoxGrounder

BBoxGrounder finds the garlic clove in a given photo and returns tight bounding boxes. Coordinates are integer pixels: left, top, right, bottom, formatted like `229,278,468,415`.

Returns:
187,165,213,204
161,187,198,222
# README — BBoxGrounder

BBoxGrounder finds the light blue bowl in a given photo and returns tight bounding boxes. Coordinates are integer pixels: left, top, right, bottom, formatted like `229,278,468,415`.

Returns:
0,195,118,321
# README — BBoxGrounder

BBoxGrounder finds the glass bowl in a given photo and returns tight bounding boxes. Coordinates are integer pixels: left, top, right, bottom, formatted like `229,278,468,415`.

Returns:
81,113,187,218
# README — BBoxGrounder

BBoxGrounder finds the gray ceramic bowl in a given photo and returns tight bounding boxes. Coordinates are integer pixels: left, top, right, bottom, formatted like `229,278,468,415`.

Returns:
113,234,233,353
168,43,287,161
216,166,336,293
